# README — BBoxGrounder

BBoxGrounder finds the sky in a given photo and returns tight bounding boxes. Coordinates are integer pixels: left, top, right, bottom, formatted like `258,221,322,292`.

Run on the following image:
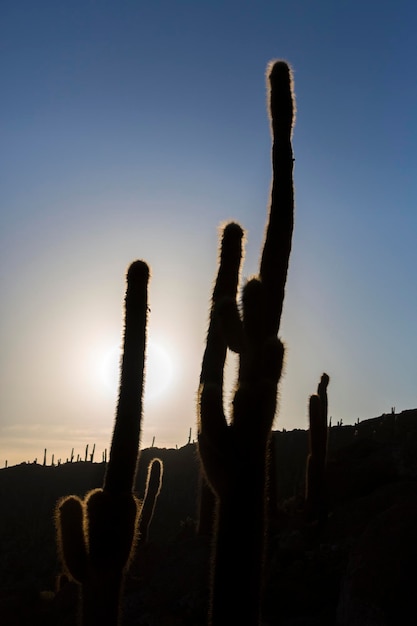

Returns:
1,0,416,466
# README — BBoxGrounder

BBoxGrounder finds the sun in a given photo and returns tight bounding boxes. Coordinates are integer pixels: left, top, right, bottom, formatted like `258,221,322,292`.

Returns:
100,339,174,404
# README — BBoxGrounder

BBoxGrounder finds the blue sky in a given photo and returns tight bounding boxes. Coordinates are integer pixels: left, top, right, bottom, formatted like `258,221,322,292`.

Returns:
1,0,416,465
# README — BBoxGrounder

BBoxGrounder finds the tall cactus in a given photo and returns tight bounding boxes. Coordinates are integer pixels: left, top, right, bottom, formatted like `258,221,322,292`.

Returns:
305,372,330,527
55,260,149,626
197,60,296,626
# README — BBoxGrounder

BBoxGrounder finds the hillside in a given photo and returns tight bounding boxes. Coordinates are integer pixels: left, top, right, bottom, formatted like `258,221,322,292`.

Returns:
1,408,417,625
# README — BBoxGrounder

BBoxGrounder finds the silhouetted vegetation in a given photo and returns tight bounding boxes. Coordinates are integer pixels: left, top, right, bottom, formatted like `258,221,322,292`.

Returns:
305,373,330,529
197,60,295,625
137,458,163,546
55,260,149,625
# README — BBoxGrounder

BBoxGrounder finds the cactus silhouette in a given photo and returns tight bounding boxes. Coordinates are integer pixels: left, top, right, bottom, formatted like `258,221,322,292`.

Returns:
137,457,163,545
305,372,330,527
197,60,296,625
55,260,149,626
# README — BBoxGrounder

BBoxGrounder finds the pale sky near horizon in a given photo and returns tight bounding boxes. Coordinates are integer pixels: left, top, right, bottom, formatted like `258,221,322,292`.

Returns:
1,0,416,466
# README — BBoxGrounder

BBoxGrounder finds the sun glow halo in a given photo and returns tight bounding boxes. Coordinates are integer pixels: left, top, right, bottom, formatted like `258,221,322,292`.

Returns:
100,339,174,404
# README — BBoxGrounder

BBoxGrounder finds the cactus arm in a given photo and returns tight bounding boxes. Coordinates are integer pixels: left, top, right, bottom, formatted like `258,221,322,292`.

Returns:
104,260,149,495
56,495,88,583
317,372,330,454
260,61,296,336
137,457,163,544
198,223,243,491
199,222,244,388
306,373,330,526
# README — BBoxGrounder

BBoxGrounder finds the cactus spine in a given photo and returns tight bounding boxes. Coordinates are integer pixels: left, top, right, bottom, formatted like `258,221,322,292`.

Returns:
55,260,149,626
305,372,330,527
197,60,295,625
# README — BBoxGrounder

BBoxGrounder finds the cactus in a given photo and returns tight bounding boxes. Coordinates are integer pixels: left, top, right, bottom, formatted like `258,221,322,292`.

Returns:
196,478,217,537
90,443,96,463
55,260,149,626
43,448,47,466
70,448,74,463
305,373,330,527
137,457,163,545
197,60,295,625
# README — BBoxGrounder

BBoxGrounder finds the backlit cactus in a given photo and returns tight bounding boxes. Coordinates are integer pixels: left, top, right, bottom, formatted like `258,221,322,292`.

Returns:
137,457,163,545
55,260,149,626
197,60,296,626
305,372,330,527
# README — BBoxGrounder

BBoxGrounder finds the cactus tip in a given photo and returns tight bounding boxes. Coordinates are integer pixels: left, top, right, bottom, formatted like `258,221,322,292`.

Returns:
127,260,150,283
320,372,330,387
267,58,296,131
222,221,244,239
267,59,292,79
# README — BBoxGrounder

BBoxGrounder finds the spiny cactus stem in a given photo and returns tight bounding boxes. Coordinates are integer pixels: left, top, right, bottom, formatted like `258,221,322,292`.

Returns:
211,469,267,626
81,573,123,626
260,60,295,337
200,223,244,389
104,260,149,495
56,495,87,583
138,458,163,544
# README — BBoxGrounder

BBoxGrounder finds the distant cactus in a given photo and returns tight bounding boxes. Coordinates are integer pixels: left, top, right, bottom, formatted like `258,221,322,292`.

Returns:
305,373,330,527
43,448,47,466
84,444,89,463
197,60,295,625
137,458,163,545
70,448,74,463
55,260,149,626
90,443,96,463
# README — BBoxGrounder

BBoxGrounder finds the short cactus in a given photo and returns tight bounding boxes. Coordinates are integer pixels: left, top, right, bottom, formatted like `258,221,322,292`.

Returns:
305,372,330,527
55,260,149,626
197,60,296,626
137,457,163,545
